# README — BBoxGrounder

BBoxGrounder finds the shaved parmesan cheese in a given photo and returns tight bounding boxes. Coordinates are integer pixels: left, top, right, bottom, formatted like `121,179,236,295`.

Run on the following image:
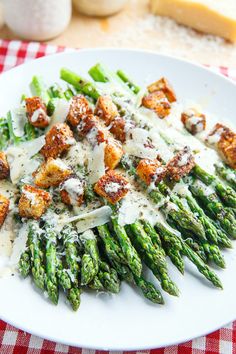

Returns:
64,141,91,168
10,223,29,267
11,108,27,137
80,229,96,242
6,136,45,184
60,206,112,233
88,142,106,184
48,98,71,128
118,187,161,226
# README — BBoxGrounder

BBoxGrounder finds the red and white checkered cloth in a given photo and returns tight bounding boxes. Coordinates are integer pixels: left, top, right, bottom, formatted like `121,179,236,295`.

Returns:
0,39,236,354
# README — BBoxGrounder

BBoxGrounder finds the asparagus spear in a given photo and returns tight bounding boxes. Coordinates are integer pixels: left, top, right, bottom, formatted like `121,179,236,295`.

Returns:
61,225,80,287
60,68,100,100
111,215,142,278
97,225,164,303
133,274,164,304
89,276,104,291
0,117,10,150
116,70,140,94
126,222,179,296
141,220,164,251
44,223,59,305
30,75,51,104
193,165,236,208
155,222,223,288
98,261,120,294
215,163,236,191
67,288,81,311
80,232,99,285
27,220,46,291
57,257,72,290
18,250,31,278
121,156,206,241
189,179,236,239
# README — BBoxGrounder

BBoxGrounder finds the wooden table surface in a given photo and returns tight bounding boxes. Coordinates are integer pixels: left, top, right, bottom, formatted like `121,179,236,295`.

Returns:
1,0,236,67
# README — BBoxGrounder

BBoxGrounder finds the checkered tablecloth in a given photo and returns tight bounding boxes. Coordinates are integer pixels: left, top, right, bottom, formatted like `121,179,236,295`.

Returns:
0,39,236,354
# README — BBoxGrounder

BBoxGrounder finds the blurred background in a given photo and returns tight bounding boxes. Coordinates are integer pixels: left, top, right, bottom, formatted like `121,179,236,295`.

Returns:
0,0,235,66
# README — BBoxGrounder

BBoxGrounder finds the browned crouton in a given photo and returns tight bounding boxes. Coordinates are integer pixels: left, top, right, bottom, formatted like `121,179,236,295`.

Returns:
0,194,10,227
41,123,75,159
95,96,119,125
104,138,123,170
142,91,171,118
25,96,49,128
147,77,177,103
33,158,72,188
60,177,84,206
110,117,128,143
136,158,167,186
207,123,236,169
67,95,92,127
77,115,108,145
181,109,206,135
18,185,51,219
0,152,9,180
167,147,195,181
94,170,129,204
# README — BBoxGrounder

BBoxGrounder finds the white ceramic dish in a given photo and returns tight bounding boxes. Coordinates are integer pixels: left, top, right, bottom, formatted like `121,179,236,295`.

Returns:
0,49,236,350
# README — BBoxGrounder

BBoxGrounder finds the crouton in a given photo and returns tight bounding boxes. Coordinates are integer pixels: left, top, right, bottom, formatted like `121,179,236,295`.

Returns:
95,96,119,125
33,158,72,188
207,123,236,169
18,185,51,219
94,170,129,204
136,158,167,186
60,177,84,206
167,147,195,181
41,123,75,159
181,109,206,135
0,194,10,227
142,91,171,118
77,114,108,145
147,77,177,103
25,96,50,128
110,117,127,143
0,151,9,180
67,95,92,127
104,138,123,170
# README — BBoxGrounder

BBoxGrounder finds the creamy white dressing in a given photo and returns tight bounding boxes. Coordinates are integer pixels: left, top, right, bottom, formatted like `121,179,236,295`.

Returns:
62,178,84,205
31,108,48,123
104,182,122,194
88,142,106,184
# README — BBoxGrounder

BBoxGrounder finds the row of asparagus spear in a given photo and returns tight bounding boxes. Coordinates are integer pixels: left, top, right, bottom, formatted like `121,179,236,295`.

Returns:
13,63,236,310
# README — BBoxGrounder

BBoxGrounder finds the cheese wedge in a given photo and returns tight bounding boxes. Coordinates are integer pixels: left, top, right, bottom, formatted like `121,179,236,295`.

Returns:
150,0,236,42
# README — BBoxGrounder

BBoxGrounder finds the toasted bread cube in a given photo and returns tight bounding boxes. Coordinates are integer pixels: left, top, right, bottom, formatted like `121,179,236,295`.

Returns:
67,95,92,127
142,91,171,118
104,138,123,170
0,194,10,227
136,158,167,186
147,77,177,103
33,158,72,188
0,151,9,180
94,96,119,125
60,177,84,206
167,147,195,181
18,185,51,219
207,123,236,169
94,170,129,204
41,123,75,159
181,109,206,135
77,114,108,144
25,96,50,128
110,117,128,143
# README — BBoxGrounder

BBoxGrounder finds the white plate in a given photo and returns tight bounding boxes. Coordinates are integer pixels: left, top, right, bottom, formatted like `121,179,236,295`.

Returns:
0,49,236,351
